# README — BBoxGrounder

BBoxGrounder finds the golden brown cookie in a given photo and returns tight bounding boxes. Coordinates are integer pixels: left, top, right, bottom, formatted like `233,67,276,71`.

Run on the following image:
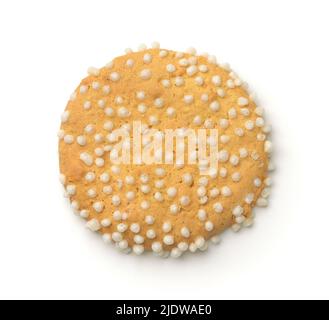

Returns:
58,43,273,258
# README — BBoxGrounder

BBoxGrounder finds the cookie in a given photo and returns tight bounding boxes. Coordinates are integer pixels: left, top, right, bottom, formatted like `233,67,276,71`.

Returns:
58,42,273,258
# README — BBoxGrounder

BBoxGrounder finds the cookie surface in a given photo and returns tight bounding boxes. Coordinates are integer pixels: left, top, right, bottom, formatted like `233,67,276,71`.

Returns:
59,44,273,257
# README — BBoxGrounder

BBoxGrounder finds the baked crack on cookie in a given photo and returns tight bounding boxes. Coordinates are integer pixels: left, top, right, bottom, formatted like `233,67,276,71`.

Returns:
58,42,274,258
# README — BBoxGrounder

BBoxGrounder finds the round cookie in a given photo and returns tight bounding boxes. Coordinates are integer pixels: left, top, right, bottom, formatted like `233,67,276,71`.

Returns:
59,43,273,258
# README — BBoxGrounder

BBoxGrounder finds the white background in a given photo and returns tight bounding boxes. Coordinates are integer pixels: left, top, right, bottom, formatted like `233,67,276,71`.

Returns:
0,0,328,300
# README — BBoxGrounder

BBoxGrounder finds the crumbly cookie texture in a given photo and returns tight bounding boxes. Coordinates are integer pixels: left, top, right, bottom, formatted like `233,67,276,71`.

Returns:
59,43,273,258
